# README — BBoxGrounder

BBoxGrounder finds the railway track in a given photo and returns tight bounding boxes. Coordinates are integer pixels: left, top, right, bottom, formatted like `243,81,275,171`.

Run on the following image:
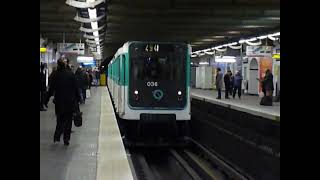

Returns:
126,138,251,180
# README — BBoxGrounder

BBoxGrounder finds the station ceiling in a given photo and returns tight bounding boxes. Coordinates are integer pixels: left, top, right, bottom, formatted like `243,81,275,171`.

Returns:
40,0,280,58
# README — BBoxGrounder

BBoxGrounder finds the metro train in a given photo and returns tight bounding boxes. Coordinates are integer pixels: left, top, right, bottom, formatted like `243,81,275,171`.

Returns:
107,41,191,141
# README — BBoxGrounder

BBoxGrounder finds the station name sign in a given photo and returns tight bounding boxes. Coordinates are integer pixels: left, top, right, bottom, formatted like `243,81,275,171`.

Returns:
57,43,85,55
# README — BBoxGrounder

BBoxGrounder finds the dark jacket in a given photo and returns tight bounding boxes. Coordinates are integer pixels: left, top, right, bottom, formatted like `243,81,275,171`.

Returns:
47,68,80,115
234,73,243,87
215,71,223,89
40,71,46,91
263,72,274,91
75,69,86,89
48,70,57,88
224,73,231,87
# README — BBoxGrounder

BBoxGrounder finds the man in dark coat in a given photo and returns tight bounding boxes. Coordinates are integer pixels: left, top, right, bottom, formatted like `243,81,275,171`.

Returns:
233,71,243,99
215,68,223,99
40,63,47,111
45,59,80,146
223,70,231,99
75,67,85,104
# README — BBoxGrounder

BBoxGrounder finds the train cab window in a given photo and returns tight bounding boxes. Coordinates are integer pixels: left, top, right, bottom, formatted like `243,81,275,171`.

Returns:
130,43,186,82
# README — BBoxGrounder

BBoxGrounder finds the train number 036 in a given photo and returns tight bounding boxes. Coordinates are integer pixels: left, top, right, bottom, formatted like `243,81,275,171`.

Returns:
146,82,158,87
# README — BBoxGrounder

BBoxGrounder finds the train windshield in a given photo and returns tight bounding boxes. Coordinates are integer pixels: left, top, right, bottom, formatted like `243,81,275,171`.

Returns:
130,43,186,81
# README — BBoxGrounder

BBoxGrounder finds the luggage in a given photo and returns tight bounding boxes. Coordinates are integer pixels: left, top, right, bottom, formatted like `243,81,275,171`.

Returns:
86,89,91,98
260,96,273,106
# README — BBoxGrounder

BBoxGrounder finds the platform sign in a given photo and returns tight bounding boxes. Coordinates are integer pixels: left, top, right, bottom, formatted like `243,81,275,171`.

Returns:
57,43,85,55
246,46,272,57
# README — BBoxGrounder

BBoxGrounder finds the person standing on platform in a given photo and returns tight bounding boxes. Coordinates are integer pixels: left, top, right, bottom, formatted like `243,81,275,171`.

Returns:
40,63,47,111
88,69,93,89
215,68,223,99
66,58,72,72
45,59,80,146
233,71,243,99
75,67,85,104
258,69,274,106
224,70,231,99
229,71,234,96
96,69,100,86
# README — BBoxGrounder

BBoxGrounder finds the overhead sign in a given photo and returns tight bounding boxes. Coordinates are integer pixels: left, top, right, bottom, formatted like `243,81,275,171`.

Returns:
246,46,272,57
57,43,85,55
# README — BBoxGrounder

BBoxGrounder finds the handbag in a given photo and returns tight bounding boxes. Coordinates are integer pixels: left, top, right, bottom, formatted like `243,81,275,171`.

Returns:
73,103,82,127
73,111,82,127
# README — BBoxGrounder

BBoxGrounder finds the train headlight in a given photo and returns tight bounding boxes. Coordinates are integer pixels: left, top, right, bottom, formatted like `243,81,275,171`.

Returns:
178,91,182,95
134,90,139,95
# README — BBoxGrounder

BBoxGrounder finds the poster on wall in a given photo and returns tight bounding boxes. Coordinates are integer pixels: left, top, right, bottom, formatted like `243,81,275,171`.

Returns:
259,57,273,93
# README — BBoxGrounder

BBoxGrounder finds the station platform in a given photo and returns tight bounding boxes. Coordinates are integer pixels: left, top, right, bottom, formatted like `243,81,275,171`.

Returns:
40,87,134,180
190,88,280,121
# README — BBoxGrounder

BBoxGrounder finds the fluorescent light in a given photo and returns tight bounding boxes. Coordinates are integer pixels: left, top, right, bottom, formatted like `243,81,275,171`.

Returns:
239,39,245,44
91,21,98,30
222,56,236,58
257,35,268,39
88,8,97,20
199,62,209,65
228,42,237,46
215,58,236,63
215,56,236,63
272,32,280,36
267,35,278,41
93,31,99,37
247,37,257,42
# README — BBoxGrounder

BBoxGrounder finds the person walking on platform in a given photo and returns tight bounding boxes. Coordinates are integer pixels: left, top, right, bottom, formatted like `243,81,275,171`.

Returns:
40,63,47,111
75,67,85,104
215,68,223,99
258,69,274,106
45,58,80,146
233,71,243,99
224,70,231,99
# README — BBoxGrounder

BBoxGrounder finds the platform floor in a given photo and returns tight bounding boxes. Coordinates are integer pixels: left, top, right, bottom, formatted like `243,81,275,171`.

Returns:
40,87,134,180
190,88,280,121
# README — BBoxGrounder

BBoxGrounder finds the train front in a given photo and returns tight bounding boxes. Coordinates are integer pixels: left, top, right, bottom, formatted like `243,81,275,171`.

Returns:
127,42,190,142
